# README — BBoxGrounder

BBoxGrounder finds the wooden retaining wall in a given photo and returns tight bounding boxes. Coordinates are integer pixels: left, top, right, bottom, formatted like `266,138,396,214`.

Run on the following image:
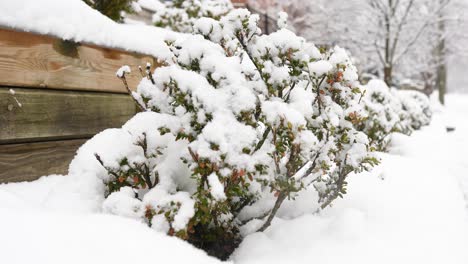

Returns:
0,27,154,183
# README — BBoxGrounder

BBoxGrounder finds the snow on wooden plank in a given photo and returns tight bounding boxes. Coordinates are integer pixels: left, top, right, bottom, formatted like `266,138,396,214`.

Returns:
0,139,87,183
0,87,138,144
0,27,156,93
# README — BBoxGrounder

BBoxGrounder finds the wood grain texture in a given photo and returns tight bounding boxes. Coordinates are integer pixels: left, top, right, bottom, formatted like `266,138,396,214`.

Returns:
0,139,87,183
0,28,156,93
0,87,137,144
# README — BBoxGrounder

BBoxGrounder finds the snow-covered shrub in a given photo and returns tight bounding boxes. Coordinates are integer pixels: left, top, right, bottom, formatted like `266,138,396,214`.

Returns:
86,9,378,259
359,80,408,151
395,90,432,130
357,80,432,151
203,9,378,210
152,0,233,32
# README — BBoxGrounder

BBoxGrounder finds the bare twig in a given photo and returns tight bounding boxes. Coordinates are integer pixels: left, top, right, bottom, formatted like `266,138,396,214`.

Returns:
117,72,147,111
146,63,156,84
188,147,199,162
257,192,287,232
138,66,146,78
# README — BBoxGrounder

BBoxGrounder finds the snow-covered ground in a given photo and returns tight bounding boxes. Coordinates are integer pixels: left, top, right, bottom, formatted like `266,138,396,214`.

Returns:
1,94,468,263
444,95,468,211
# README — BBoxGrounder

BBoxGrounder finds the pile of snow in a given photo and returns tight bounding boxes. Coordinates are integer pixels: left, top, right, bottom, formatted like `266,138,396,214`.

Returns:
0,208,222,264
0,0,185,60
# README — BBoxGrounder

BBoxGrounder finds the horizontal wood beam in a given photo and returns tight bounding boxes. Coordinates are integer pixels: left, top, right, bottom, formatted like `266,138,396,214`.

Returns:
0,27,156,93
0,87,138,144
0,139,88,183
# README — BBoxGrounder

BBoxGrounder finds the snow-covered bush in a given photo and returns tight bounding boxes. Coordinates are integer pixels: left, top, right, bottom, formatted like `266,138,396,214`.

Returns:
358,80,432,151
395,89,432,130
359,80,409,151
69,6,436,259
84,8,384,260
207,9,379,210
152,0,232,32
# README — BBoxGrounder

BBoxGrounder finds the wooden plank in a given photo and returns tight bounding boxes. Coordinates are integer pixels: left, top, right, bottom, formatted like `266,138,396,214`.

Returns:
0,87,138,144
0,139,87,183
0,27,156,93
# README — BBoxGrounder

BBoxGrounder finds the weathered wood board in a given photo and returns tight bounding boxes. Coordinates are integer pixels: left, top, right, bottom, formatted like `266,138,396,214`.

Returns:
0,27,156,183
0,27,155,93
0,87,138,144
0,139,87,183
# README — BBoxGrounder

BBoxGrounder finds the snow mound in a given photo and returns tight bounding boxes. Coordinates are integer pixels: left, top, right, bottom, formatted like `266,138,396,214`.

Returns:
0,208,223,264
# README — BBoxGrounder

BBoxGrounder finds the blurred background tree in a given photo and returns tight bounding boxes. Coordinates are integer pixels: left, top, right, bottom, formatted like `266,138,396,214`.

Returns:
249,0,468,103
